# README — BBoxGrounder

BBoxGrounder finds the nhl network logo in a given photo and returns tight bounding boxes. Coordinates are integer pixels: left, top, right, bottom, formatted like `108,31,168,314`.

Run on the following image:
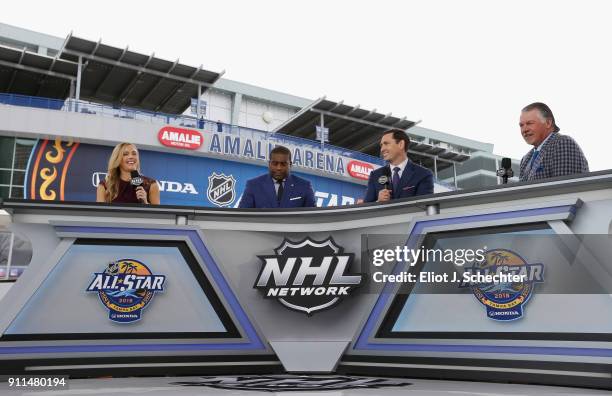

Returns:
254,237,363,315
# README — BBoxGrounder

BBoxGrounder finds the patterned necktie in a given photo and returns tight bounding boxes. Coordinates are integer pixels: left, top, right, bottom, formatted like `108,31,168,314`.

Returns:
392,167,401,197
276,180,284,203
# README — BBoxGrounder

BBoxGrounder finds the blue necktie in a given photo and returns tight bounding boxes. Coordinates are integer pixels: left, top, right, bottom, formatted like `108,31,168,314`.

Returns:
392,167,400,198
529,150,540,172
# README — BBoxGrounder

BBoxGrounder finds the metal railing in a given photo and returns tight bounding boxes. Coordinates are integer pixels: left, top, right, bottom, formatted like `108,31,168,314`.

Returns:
0,93,385,166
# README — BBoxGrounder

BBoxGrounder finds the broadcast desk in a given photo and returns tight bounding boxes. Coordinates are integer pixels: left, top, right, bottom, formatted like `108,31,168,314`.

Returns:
1,170,612,390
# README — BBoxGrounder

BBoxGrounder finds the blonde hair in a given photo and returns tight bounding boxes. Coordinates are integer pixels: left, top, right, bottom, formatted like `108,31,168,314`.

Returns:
103,142,140,203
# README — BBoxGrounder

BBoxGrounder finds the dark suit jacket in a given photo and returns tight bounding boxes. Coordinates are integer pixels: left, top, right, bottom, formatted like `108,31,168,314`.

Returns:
519,132,589,182
364,162,434,202
238,174,316,208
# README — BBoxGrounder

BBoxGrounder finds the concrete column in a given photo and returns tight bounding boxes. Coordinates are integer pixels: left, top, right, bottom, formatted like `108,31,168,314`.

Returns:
231,92,243,126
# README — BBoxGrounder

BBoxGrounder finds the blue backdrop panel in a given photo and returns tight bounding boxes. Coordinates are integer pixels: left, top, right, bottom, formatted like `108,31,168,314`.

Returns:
25,140,367,207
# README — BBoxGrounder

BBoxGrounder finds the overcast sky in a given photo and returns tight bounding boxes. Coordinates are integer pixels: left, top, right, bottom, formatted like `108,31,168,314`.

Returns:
4,0,611,170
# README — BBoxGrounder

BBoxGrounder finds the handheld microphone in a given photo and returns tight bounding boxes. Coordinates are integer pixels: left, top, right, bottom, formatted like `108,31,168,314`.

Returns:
378,166,392,192
130,170,145,203
496,157,514,184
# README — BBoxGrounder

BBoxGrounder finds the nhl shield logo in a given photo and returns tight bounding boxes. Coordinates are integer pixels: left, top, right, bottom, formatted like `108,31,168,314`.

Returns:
207,173,236,207
254,237,363,315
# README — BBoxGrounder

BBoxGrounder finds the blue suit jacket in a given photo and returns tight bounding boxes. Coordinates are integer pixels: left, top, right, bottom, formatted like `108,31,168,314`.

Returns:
364,162,434,202
238,174,316,208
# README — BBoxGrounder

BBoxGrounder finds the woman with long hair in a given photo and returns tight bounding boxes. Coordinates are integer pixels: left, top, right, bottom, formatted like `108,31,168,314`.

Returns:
96,142,160,204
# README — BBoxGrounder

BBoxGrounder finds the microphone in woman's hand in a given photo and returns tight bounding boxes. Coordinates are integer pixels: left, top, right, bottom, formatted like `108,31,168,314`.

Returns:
130,170,144,203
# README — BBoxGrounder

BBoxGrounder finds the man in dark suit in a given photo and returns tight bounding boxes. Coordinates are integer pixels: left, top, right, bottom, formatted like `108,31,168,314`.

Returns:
364,129,434,202
238,145,316,208
519,102,589,182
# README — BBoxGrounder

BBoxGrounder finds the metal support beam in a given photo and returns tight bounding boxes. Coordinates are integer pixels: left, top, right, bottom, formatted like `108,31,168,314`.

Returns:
141,58,180,106
36,56,62,96
81,39,102,75
333,111,404,148
6,48,27,92
321,104,360,131
0,59,76,83
331,108,378,144
93,46,129,96
319,113,325,150
272,96,326,134
62,48,218,88
334,124,380,148
75,56,82,112
196,84,202,119
453,162,458,189
310,108,414,131
433,156,438,178
119,53,155,105
392,116,407,127
293,113,322,137
154,81,184,112
153,63,203,113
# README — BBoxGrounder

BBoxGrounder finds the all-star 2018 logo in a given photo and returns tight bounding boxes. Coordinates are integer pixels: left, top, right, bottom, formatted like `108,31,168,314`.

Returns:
86,259,166,323
460,249,544,321
207,172,236,207
254,237,363,315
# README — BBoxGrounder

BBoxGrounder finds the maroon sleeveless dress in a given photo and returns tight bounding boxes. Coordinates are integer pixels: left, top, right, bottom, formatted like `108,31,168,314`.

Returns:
100,176,155,204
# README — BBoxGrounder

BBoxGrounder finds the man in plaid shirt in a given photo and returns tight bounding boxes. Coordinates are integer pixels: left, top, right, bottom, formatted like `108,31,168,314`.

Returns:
519,102,589,182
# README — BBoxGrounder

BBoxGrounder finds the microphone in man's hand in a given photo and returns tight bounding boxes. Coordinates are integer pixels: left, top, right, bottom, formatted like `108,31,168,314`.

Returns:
378,166,392,192
130,170,145,203
496,157,514,184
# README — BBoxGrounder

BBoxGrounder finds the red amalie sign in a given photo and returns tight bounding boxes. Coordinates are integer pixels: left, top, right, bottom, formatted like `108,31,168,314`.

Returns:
347,160,375,180
158,126,203,150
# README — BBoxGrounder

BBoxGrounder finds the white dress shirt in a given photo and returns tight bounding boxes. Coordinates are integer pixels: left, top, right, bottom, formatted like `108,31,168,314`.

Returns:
389,158,409,179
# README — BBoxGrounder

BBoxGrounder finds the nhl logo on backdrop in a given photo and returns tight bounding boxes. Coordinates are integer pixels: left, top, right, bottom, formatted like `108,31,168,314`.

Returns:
254,236,363,315
207,172,236,207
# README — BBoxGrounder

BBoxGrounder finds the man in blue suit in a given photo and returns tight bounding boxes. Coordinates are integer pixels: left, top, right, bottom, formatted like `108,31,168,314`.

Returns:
239,145,316,208
364,129,434,203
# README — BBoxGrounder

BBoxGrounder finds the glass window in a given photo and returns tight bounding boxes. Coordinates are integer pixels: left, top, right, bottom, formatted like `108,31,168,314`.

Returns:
0,170,11,185
10,187,24,199
0,137,14,169
0,186,9,200
13,139,36,170
12,170,25,186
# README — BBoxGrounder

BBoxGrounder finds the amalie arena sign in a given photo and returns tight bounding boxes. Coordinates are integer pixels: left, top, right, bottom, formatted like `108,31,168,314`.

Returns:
155,126,378,182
